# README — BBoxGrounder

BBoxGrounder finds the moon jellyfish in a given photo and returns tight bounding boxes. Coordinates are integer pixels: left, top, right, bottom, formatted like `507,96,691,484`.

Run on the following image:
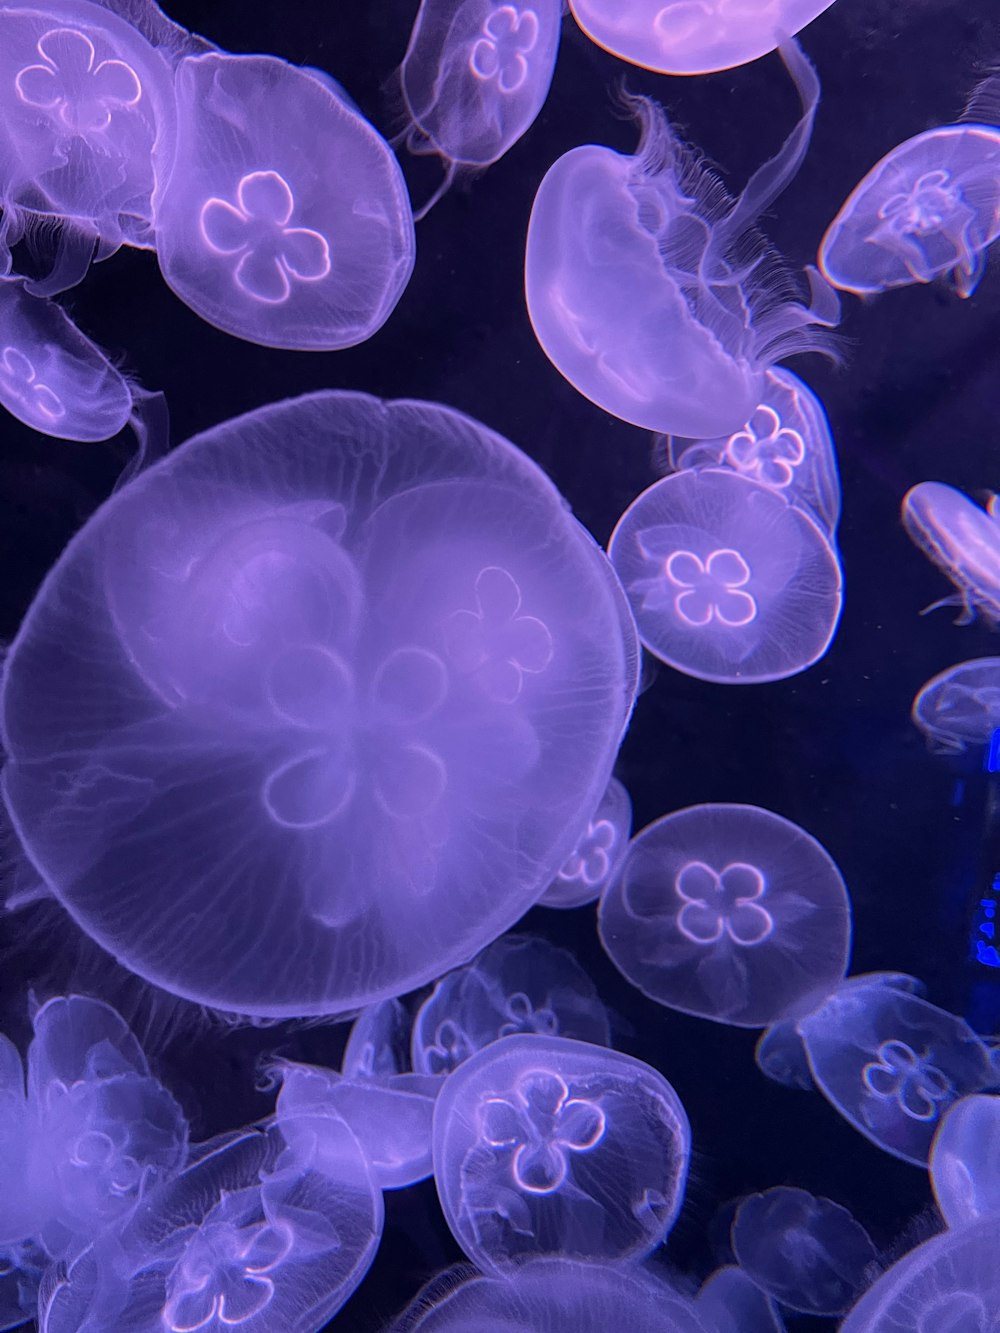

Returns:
665,368,841,537
153,52,415,349
38,1114,383,1333
930,1094,1000,1228
392,1258,707,1332
400,0,561,215
539,776,633,910
696,1266,785,1333
432,1033,690,1271
902,483,1000,625
754,1020,815,1091
840,1214,998,1332
0,391,639,1018
912,658,1000,754
600,803,852,1028
342,998,413,1081
0,278,132,441
609,470,843,685
411,934,611,1075
524,39,839,440
731,1187,876,1316
798,975,995,1165
567,0,838,76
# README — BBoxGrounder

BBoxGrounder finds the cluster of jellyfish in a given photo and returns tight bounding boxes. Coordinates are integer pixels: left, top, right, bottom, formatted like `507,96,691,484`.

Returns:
0,0,999,1329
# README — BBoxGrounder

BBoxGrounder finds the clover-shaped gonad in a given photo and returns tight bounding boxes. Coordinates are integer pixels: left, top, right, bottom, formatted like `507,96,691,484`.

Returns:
0,346,65,422
558,818,617,886
674,859,773,946
444,565,553,703
861,1039,952,1122
15,27,141,135
726,404,806,490
469,5,540,94
479,1069,606,1194
662,548,757,628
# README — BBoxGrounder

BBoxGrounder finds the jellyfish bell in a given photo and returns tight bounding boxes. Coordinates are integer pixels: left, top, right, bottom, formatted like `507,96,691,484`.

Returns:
539,775,633,910
912,658,1000,754
902,482,1000,625
929,1093,1000,1229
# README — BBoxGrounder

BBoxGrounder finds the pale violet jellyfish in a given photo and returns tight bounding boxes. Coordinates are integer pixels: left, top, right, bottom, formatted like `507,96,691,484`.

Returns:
411,934,611,1075
599,804,851,1028
431,1033,691,1271
902,483,1000,625
609,469,843,684
731,1187,876,1317
568,0,838,75
524,39,839,440
912,658,1000,754
929,1093,1000,1228
754,1020,815,1091
0,392,639,1018
153,52,415,349
695,1265,785,1333
400,0,562,217
840,1215,999,1332
342,998,413,1081
665,368,841,537
539,775,633,910
798,974,995,1165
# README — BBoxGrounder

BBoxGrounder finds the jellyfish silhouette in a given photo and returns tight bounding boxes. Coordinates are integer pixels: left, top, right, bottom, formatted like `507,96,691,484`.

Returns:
902,482,1000,625
0,391,639,1017
912,658,1000,754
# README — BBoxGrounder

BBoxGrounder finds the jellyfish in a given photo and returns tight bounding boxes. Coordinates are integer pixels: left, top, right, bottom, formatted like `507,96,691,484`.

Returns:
539,775,633,910
695,1265,785,1333
902,483,1000,625
731,1187,876,1316
754,1020,815,1091
609,469,842,684
152,51,415,349
0,0,181,293
665,368,841,537
840,1213,999,1331
399,0,562,217
930,1094,1000,1228
342,998,413,1081
391,1257,707,1332
0,391,639,1018
599,803,852,1028
912,658,1000,754
411,934,612,1076
38,1113,383,1333
0,1237,47,1331
798,974,995,1165
524,38,839,441
567,0,838,76
432,1032,690,1272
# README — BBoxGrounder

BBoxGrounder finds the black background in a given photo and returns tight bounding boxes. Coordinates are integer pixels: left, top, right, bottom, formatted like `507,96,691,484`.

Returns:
2,0,1000,1328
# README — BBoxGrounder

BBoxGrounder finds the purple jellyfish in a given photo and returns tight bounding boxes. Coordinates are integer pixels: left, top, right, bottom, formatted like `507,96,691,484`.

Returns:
609,469,843,684
539,775,633,910
912,658,1000,754
432,1033,691,1272
0,391,639,1018
696,1265,785,1333
930,1093,1000,1228
902,482,1000,625
525,39,839,440
599,803,852,1028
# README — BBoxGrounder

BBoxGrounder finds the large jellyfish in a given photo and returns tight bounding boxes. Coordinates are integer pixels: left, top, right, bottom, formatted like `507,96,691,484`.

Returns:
599,803,852,1027
432,1033,690,1271
902,482,1000,625
153,51,415,348
0,391,639,1017
524,39,839,440
929,1093,1000,1228
912,658,1000,754
567,0,839,76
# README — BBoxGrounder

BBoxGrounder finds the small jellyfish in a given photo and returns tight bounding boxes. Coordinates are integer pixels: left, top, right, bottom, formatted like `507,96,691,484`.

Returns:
902,483,1000,625
840,1213,999,1332
798,974,995,1165
912,658,1000,754
411,934,611,1076
609,469,843,684
731,1187,876,1316
153,52,415,348
400,0,562,215
930,1094,1000,1228
599,803,852,1028
665,368,841,537
568,0,838,76
432,1033,691,1272
525,39,839,440
539,775,633,910
342,998,413,1081
1,391,639,1017
696,1265,785,1333
754,1020,815,1091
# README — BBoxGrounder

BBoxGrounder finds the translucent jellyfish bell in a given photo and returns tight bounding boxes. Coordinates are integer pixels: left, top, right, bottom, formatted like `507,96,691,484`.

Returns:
432,1033,691,1271
610,469,843,684
839,1214,999,1332
930,1093,1000,1228
568,0,838,76
754,1020,815,1091
1,391,639,1018
540,775,633,910
525,39,839,440
798,975,995,1165
411,934,611,1075
0,278,132,441
696,1265,785,1333
153,52,415,349
902,482,1000,625
731,1187,876,1316
912,658,1000,754
599,803,852,1028
342,998,412,1081
665,368,841,537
